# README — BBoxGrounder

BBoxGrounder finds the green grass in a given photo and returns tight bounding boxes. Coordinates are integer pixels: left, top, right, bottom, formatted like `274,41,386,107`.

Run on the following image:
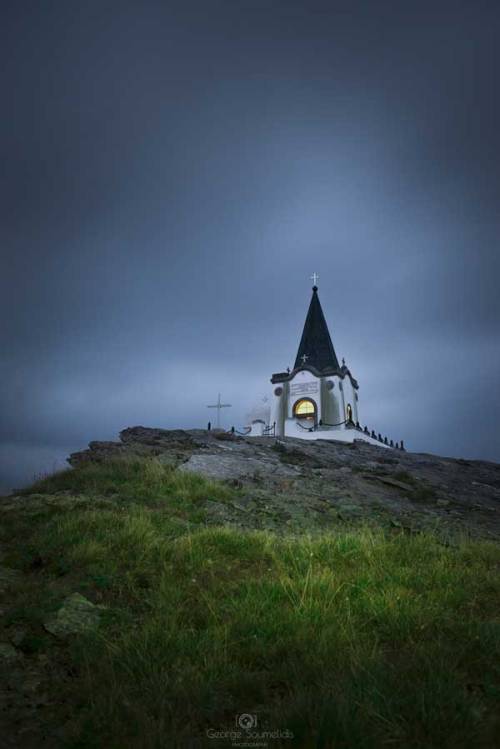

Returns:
22,457,236,516
3,459,500,748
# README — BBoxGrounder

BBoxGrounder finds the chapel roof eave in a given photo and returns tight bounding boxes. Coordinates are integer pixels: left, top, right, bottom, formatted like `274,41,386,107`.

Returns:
271,366,359,389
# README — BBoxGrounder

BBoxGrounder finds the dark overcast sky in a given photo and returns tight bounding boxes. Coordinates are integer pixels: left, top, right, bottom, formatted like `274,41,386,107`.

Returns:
1,0,500,492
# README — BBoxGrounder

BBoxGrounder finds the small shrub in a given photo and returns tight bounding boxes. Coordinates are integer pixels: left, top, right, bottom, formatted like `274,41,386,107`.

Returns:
412,485,437,502
393,470,417,485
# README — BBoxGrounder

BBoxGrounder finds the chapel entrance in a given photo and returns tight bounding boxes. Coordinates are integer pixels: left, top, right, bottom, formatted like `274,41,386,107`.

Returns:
293,398,317,426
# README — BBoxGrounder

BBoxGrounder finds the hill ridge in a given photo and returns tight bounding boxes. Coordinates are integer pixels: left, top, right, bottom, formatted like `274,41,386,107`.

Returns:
65,426,500,540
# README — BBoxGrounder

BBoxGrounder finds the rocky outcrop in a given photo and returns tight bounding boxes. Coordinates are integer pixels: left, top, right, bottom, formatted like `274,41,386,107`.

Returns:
44,594,106,638
66,427,500,540
68,426,198,467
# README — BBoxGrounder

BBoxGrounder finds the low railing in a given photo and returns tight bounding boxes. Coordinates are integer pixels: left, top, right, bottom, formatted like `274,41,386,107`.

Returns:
353,422,405,450
311,418,404,450
231,427,252,436
262,422,276,436
296,420,315,432
205,419,404,450
319,418,348,428
206,423,276,437
343,420,404,450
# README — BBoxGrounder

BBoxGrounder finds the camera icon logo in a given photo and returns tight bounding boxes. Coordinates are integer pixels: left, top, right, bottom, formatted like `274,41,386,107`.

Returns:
237,713,257,730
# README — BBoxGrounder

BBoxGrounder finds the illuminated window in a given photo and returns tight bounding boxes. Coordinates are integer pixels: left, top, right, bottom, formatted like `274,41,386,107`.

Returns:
293,398,316,421
346,403,353,422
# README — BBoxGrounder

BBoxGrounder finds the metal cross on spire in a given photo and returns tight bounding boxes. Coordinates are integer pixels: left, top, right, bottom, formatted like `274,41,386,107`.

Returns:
301,354,309,364
206,393,232,429
310,272,319,286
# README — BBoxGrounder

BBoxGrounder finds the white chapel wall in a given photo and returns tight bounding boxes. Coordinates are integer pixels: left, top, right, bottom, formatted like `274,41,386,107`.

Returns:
286,370,322,419
271,381,288,436
320,378,341,425
341,376,358,423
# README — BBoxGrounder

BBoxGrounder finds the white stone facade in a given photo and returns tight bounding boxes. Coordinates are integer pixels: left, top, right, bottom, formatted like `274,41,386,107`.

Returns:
266,366,388,447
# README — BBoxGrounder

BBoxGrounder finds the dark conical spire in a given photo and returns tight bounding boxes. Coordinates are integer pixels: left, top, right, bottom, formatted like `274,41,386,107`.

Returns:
294,286,340,371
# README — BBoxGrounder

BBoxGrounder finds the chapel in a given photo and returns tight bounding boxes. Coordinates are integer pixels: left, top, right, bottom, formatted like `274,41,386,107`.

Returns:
246,278,401,448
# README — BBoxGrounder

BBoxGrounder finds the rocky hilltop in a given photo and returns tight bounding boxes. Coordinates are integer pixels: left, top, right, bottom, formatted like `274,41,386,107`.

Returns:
0,427,499,747
68,426,500,540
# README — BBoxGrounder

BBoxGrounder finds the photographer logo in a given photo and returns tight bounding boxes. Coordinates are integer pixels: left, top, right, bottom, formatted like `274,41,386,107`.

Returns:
236,713,257,730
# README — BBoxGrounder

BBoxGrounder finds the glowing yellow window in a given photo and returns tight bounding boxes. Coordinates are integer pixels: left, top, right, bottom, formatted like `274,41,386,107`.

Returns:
294,399,316,419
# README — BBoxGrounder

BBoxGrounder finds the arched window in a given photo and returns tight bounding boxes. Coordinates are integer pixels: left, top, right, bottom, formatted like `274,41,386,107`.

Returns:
293,398,317,423
346,403,353,422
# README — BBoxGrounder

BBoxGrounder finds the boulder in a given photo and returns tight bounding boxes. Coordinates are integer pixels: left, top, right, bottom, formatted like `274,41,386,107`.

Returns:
44,593,106,638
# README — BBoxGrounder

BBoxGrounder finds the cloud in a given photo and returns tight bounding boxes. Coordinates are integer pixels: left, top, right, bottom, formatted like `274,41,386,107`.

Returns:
2,0,500,491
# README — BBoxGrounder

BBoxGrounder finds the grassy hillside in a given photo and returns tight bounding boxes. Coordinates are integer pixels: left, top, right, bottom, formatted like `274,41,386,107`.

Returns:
1,458,500,748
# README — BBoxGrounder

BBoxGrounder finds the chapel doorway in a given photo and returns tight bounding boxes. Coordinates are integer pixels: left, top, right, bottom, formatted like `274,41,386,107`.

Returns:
293,398,317,426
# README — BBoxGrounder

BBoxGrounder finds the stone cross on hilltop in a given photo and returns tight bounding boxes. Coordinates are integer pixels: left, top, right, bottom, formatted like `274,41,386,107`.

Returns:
206,393,232,429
